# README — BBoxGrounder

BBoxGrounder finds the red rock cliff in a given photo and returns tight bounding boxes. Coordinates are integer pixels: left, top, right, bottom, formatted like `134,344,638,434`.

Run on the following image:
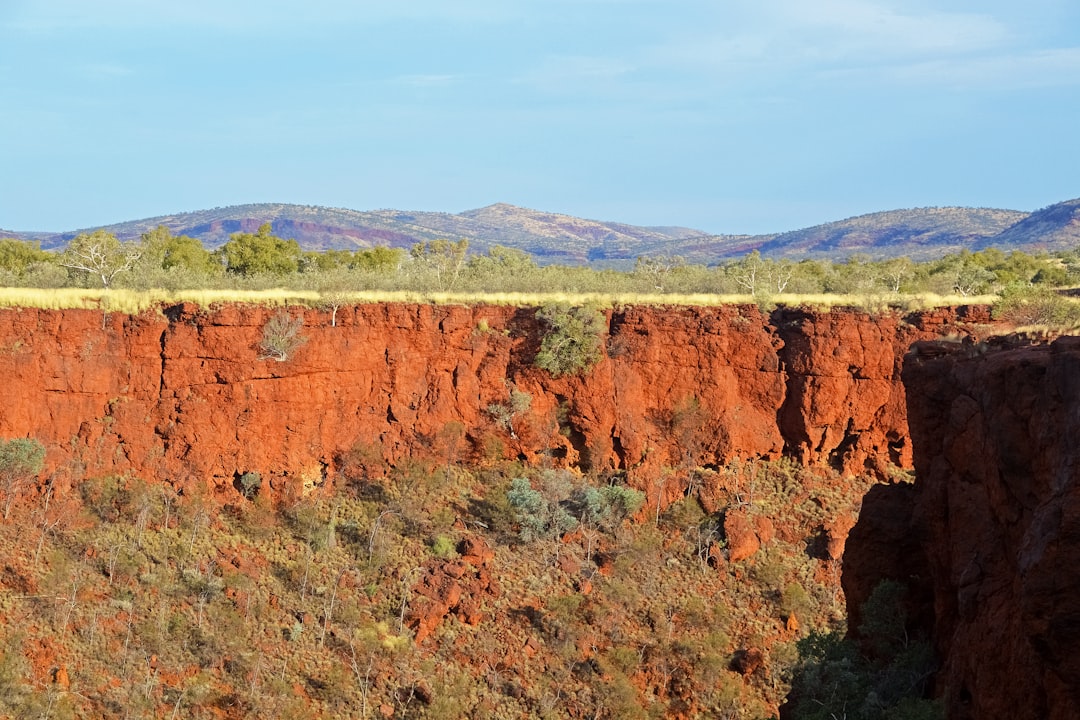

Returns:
846,335,1080,720
0,303,987,502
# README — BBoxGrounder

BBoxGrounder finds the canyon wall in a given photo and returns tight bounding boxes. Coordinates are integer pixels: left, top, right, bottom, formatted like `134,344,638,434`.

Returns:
0,302,988,502
845,335,1080,720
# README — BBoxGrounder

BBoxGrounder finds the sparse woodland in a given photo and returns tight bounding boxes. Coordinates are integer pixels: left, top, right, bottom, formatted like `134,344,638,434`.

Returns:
1,225,1080,317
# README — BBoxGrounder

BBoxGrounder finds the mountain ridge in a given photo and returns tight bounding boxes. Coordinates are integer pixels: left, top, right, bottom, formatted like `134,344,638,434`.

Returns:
5,197,1080,264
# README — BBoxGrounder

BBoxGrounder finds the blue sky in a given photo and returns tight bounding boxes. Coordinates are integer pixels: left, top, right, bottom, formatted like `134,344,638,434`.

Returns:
2,0,1079,234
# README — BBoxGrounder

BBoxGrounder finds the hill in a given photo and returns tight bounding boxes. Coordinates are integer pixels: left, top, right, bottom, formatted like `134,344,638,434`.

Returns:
973,196,1080,252
19,203,710,265
8,197,1080,264
755,206,1028,260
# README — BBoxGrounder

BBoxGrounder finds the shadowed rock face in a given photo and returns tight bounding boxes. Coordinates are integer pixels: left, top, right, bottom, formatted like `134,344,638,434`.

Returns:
846,335,1080,720
0,303,986,507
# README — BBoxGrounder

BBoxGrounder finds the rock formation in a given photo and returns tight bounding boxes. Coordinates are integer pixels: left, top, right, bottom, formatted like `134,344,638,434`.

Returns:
845,334,1080,720
0,303,989,506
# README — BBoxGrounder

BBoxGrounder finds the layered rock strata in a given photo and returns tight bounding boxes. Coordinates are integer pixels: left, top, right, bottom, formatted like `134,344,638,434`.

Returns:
0,303,987,502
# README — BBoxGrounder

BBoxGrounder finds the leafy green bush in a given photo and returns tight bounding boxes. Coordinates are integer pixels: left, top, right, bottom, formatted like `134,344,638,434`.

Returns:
992,282,1080,326
534,303,606,377
430,534,458,559
572,485,645,532
506,476,577,542
217,223,302,276
506,472,644,544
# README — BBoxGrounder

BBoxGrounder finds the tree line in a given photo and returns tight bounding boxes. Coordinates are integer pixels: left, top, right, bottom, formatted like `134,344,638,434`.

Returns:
2,222,1078,298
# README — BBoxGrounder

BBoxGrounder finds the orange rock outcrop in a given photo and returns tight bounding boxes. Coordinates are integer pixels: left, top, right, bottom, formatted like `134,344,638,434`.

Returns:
0,303,988,504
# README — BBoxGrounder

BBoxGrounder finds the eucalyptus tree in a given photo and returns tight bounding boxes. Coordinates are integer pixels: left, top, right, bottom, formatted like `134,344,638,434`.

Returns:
59,230,142,288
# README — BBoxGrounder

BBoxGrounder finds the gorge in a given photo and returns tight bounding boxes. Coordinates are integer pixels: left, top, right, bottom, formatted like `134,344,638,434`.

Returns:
0,300,1072,717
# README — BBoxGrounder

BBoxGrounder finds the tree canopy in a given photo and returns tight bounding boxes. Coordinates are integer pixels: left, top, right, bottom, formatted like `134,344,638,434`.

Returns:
141,225,221,276
59,230,142,288
217,223,302,276
0,239,52,276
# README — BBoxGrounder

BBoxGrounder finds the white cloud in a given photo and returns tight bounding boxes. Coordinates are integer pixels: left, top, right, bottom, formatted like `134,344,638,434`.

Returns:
632,0,1080,93
515,55,636,93
884,47,1080,89
772,0,1008,56
651,1,1010,71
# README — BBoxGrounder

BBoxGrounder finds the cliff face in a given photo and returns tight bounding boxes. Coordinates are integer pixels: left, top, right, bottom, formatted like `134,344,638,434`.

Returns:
846,336,1080,720
0,303,987,502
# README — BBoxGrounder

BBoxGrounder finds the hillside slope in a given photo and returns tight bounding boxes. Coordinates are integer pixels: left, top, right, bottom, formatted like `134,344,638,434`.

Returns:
974,196,1080,252
757,206,1027,260
10,197,1080,264
22,203,708,264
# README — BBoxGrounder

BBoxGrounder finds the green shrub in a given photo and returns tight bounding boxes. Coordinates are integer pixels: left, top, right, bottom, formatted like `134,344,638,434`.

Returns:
237,472,261,499
506,475,577,542
534,303,606,377
486,387,533,438
430,534,457,559
781,581,812,619
572,484,645,532
785,580,942,720
0,437,45,519
992,282,1080,326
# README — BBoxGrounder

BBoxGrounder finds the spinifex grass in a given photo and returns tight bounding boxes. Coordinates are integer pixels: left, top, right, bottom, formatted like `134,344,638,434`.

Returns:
0,287,1000,313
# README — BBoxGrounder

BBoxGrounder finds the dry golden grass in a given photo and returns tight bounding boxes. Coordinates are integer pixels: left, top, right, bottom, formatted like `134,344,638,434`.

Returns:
0,287,999,313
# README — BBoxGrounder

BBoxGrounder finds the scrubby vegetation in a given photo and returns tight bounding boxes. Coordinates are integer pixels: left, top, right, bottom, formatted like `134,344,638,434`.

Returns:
0,434,941,718
991,282,1080,327
3,228,1080,321
785,580,941,720
533,303,607,377
257,312,308,362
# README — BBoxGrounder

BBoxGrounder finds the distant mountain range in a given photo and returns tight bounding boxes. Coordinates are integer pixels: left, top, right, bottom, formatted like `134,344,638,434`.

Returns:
5,197,1080,265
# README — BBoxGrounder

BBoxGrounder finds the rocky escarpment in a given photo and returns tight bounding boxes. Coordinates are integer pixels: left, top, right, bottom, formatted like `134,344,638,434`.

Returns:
0,303,988,503
845,335,1080,720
